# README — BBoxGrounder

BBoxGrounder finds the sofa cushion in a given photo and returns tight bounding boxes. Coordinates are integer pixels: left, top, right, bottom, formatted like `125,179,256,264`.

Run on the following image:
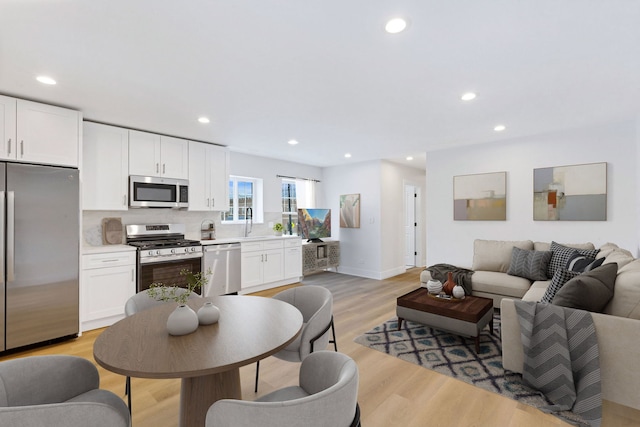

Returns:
540,268,580,303
547,241,600,278
533,241,595,252
472,240,534,273
602,247,634,269
604,259,640,319
506,248,552,281
552,263,618,312
524,281,550,302
471,271,532,299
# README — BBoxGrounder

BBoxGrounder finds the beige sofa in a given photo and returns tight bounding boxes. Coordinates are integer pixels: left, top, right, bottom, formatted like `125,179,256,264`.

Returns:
421,239,640,410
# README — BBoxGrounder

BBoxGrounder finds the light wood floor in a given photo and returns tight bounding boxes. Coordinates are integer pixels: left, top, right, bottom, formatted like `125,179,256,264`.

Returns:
2,268,639,427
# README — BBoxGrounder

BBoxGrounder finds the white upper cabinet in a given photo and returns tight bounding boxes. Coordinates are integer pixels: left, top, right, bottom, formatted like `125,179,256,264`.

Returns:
129,130,188,179
82,122,129,210
0,95,17,160
188,141,229,211
0,97,79,167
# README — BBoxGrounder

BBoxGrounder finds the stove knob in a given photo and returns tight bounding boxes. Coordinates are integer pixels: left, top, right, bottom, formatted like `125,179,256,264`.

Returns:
155,250,161,256
171,248,176,254
148,250,154,256
190,247,196,252
184,247,189,253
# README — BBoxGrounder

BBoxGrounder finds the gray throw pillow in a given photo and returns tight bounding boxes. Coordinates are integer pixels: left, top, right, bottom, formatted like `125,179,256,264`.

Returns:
552,263,618,312
507,247,552,281
540,268,580,303
546,241,600,278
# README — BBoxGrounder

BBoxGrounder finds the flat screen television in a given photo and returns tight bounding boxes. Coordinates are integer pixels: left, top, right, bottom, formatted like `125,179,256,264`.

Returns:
298,208,331,243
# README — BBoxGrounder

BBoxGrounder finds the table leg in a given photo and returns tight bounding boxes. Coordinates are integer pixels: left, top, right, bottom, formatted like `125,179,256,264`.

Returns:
474,336,480,353
397,317,404,331
180,368,242,427
490,317,494,335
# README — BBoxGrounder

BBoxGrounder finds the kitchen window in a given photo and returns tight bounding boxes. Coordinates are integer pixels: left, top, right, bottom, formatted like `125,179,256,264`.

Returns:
222,176,263,223
281,179,297,235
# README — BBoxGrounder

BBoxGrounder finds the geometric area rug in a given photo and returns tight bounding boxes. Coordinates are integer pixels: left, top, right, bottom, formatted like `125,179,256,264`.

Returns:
354,312,588,426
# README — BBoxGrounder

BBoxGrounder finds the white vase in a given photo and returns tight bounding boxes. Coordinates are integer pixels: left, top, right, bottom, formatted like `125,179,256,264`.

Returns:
197,301,220,325
426,280,443,295
452,284,465,299
166,304,199,336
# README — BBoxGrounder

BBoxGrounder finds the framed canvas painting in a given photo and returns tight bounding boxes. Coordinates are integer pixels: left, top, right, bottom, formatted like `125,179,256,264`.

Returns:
453,172,506,220
533,162,607,221
340,194,360,228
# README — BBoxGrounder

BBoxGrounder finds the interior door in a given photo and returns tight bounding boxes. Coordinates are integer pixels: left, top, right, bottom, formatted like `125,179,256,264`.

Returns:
404,185,416,267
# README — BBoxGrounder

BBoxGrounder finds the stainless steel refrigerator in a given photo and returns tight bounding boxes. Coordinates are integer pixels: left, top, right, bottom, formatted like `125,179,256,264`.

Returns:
0,163,79,352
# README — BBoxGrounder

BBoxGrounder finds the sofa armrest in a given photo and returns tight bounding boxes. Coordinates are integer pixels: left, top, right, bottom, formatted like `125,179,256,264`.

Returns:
0,402,130,427
500,298,640,410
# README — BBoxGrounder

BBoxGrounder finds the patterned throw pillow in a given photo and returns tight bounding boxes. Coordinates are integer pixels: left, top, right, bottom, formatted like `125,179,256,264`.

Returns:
566,252,605,273
540,268,580,303
507,247,552,281
546,241,600,278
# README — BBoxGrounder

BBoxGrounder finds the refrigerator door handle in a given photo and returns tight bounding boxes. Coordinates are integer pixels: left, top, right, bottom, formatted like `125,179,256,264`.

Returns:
7,191,14,281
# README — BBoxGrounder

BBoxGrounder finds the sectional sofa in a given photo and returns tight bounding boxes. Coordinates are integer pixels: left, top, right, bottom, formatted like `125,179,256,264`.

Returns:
420,239,640,411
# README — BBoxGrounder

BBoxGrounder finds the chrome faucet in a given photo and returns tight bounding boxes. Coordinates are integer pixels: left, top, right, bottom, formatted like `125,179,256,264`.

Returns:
244,207,253,237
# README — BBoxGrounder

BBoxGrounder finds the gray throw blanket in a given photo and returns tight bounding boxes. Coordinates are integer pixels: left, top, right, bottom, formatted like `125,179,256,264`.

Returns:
514,301,602,427
424,263,473,296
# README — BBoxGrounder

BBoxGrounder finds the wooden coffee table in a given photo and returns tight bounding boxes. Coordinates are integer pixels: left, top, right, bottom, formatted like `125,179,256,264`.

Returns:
396,288,494,353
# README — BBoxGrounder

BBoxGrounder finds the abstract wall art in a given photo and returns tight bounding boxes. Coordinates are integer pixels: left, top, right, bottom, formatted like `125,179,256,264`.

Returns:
533,162,607,221
453,172,506,220
340,193,361,228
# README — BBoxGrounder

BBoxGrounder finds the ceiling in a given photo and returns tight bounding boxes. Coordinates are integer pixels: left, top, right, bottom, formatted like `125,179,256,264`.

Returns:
1,1,639,170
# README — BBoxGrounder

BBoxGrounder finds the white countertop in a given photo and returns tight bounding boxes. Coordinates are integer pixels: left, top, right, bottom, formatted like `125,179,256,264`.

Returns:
201,235,302,245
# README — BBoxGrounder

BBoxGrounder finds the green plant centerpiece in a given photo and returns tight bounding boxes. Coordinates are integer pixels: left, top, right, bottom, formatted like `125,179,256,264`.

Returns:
273,222,284,232
147,268,211,305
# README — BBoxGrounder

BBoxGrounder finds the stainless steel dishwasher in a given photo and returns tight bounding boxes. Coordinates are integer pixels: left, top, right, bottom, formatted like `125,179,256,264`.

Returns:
202,242,241,296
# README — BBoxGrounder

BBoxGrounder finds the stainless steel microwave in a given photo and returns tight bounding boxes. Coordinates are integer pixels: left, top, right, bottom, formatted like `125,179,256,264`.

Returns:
129,175,189,208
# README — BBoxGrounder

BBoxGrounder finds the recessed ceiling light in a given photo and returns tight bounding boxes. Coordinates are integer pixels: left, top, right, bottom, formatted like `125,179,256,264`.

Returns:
406,156,414,161
36,75,56,85
344,153,352,158
461,92,476,101
287,139,299,145
385,18,408,34
198,117,210,124
494,124,506,132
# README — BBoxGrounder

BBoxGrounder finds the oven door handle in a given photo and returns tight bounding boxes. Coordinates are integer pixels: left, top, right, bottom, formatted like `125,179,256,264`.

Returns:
139,253,203,264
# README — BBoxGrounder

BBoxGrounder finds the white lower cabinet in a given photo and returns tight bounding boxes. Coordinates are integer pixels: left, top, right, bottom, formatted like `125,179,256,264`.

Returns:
82,250,136,331
240,237,302,292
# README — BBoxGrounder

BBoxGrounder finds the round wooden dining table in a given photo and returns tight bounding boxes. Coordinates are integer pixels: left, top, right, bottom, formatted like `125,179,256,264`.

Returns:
93,295,303,427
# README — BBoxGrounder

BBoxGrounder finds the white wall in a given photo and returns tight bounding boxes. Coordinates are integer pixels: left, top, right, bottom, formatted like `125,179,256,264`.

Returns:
324,160,426,279
425,120,639,268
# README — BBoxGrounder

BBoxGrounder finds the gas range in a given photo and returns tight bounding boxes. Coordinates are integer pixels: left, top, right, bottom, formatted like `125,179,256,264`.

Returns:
126,224,203,262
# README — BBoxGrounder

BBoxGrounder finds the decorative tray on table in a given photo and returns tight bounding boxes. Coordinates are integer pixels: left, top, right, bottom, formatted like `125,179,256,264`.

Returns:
427,293,465,302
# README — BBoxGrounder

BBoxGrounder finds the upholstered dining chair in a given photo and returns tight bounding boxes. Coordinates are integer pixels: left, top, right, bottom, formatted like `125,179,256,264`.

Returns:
0,355,130,427
254,285,337,392
123,288,200,412
208,351,360,427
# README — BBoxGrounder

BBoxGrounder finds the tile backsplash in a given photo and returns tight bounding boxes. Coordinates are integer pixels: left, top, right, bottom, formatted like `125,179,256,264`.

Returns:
83,210,289,246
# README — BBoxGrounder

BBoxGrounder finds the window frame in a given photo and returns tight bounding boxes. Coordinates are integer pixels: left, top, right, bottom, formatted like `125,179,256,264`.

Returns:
222,175,263,224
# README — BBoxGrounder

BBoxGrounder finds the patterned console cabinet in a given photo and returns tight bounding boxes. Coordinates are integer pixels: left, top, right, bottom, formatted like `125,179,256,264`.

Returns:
302,240,340,275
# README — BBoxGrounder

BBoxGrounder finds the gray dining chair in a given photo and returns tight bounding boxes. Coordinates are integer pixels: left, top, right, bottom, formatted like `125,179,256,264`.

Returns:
123,288,200,413
0,355,130,427
208,351,360,427
254,285,337,392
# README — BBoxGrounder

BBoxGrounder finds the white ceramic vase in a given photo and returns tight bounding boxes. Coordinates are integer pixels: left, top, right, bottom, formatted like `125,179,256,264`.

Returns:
166,304,199,336
452,284,465,299
426,280,443,295
197,301,220,325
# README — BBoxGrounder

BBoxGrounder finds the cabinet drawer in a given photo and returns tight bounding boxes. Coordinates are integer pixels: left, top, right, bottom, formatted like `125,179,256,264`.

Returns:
241,241,264,253
83,252,136,269
284,238,302,248
263,240,284,250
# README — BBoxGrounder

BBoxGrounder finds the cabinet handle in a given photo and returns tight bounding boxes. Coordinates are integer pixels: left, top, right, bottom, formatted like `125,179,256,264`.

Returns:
265,254,268,262
123,195,127,206
261,254,264,262
20,140,24,157
207,198,210,207
211,197,214,207
7,138,11,155
163,163,166,174
156,163,159,173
